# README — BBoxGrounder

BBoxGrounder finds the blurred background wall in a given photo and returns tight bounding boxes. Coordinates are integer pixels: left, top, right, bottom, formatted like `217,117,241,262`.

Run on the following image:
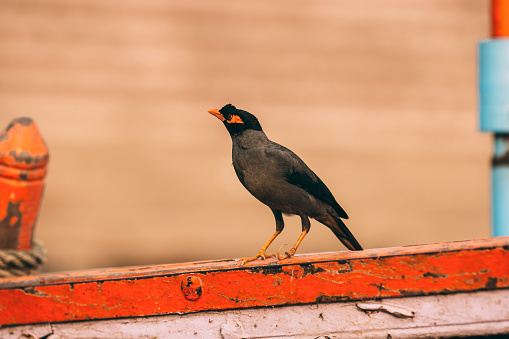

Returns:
0,0,491,272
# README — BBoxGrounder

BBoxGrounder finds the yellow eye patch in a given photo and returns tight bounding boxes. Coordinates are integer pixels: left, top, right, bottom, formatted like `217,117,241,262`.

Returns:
227,115,244,124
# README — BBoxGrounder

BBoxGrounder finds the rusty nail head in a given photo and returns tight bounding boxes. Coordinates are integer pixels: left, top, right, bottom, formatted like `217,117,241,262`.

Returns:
181,275,203,301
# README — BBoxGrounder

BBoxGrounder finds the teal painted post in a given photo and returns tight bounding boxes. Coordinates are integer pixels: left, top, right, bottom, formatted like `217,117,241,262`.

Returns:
479,38,509,236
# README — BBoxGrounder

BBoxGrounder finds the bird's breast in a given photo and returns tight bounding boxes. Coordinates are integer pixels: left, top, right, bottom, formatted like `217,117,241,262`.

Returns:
232,146,315,214
233,147,281,195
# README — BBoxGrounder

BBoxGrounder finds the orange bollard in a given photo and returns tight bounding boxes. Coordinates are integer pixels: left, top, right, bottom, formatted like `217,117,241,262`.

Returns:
492,0,509,37
0,118,49,251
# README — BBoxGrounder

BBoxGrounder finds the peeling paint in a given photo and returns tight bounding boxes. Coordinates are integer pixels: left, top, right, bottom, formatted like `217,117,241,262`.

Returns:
486,277,498,289
315,294,350,303
356,302,415,318
423,272,447,279
0,238,508,326
8,151,42,166
0,201,22,249
300,263,326,276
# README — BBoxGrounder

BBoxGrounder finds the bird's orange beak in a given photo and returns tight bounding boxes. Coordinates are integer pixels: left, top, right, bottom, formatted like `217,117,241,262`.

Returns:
208,109,225,122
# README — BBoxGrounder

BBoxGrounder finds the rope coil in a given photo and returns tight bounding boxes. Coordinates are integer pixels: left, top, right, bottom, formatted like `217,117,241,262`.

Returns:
0,242,46,278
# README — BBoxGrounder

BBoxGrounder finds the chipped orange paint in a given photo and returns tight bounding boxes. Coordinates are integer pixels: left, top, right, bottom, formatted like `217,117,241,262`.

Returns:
0,118,49,250
0,237,508,326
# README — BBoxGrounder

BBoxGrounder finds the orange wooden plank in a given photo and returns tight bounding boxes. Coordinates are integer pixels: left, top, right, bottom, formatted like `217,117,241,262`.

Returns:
0,237,508,326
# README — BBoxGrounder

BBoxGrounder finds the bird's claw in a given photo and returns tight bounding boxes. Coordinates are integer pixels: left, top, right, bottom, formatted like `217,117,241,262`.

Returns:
238,251,276,266
276,245,296,260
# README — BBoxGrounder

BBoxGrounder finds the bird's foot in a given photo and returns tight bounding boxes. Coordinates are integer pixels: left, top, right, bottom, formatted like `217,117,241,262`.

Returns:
238,250,276,266
277,245,296,260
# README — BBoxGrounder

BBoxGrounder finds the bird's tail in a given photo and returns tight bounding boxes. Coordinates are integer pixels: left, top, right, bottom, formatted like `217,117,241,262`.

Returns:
329,214,363,251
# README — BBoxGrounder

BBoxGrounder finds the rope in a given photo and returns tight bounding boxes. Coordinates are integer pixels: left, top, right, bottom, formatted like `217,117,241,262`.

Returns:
0,242,46,278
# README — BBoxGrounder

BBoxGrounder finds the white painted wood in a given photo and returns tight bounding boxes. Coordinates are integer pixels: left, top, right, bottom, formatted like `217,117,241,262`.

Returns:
3,289,509,338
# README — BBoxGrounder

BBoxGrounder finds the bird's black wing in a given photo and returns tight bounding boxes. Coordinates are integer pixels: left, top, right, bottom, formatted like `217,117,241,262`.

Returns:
265,143,349,219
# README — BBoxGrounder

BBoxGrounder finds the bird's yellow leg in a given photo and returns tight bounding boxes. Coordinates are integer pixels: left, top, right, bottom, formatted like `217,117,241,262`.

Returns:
239,230,281,266
277,230,308,260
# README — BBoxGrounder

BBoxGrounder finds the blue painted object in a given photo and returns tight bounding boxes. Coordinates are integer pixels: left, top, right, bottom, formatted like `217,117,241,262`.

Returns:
479,38,509,236
479,39,509,132
492,135,509,237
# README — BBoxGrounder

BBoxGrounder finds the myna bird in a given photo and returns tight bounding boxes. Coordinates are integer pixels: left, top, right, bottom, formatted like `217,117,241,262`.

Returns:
209,104,363,265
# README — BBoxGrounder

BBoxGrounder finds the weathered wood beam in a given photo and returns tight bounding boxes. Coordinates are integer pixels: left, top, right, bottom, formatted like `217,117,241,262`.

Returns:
3,289,509,339
0,237,508,327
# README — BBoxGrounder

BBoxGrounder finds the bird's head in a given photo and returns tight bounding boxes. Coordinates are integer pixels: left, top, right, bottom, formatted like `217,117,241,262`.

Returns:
208,104,262,136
